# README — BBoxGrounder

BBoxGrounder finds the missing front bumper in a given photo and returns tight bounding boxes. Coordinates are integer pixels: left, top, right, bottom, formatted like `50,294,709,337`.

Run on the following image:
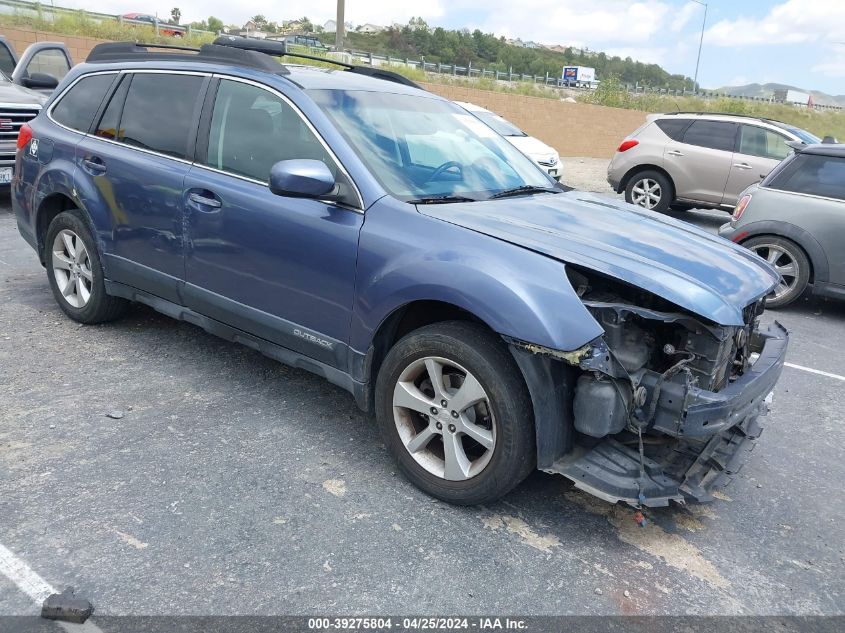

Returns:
545,321,787,507
544,408,766,507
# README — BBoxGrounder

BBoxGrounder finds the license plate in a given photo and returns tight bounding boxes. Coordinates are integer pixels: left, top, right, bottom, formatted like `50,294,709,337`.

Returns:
0,167,12,185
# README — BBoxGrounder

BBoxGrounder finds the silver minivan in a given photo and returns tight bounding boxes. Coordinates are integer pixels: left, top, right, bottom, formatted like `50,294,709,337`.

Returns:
607,112,820,213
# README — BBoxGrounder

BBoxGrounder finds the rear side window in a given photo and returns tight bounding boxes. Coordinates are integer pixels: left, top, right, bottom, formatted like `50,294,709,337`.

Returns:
738,125,791,160
51,74,115,133
682,120,737,152
766,154,845,201
111,73,205,159
95,75,129,140
655,118,691,141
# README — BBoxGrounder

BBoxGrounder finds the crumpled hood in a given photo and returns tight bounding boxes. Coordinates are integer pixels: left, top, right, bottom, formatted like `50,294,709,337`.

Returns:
419,191,779,326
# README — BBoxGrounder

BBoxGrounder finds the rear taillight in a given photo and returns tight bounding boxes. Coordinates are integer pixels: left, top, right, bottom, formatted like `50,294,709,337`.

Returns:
17,123,32,151
733,194,752,221
617,139,639,152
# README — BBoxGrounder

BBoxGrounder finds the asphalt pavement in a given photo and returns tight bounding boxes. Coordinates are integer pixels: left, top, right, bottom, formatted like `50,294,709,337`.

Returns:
1,196,844,617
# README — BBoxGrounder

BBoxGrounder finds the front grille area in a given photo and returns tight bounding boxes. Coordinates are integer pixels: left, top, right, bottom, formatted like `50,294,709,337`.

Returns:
0,106,40,149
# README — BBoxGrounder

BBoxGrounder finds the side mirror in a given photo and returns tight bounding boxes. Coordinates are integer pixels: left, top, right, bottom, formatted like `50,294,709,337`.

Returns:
822,135,838,144
269,159,337,199
21,73,59,90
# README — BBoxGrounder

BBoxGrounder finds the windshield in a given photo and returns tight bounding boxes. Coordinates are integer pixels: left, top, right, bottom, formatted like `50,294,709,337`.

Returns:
310,90,553,201
786,127,822,144
471,109,526,137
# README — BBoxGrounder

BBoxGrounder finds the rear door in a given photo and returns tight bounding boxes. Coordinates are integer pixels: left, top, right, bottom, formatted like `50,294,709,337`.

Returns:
723,124,791,205
75,71,209,303
664,119,737,205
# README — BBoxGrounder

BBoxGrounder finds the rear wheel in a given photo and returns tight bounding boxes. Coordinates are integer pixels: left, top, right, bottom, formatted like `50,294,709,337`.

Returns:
625,170,673,213
375,321,535,505
45,211,129,324
744,236,810,308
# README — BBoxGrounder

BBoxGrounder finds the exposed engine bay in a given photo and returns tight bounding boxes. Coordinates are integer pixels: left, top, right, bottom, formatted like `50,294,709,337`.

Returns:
508,266,787,508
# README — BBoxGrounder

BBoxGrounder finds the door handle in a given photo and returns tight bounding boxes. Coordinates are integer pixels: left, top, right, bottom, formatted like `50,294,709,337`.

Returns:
81,156,106,174
734,163,752,170
667,150,684,157
188,191,222,210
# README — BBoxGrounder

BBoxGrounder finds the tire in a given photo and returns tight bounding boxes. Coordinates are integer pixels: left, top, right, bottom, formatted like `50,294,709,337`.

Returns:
625,170,673,213
375,321,535,505
744,236,810,308
44,210,129,324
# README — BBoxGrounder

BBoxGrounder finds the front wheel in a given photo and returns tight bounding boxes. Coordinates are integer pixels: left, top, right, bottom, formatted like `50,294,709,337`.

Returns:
375,321,535,505
625,170,673,213
744,236,810,308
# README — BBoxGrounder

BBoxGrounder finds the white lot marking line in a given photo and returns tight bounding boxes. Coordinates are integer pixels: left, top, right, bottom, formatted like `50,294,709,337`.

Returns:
0,543,104,633
784,362,845,383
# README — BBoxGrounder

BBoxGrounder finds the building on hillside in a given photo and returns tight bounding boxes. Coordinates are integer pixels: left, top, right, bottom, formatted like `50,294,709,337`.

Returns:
323,19,336,32
506,38,525,47
356,23,384,34
281,20,304,33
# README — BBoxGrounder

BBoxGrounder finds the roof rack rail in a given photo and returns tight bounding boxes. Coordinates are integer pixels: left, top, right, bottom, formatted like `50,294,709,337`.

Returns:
86,37,423,89
86,41,289,74
663,111,784,125
212,36,423,89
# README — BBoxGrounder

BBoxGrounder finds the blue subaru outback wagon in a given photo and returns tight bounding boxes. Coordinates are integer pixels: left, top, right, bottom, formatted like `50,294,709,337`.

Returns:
13,37,788,507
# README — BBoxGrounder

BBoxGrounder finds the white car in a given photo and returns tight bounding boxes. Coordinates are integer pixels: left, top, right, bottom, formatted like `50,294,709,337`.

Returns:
456,101,561,181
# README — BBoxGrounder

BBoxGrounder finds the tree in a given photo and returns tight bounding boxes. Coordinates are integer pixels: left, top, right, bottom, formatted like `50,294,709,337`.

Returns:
207,16,223,32
170,7,181,25
250,14,267,28
298,16,314,33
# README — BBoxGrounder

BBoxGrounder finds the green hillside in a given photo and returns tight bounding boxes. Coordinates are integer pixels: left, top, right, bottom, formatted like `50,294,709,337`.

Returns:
335,26,692,91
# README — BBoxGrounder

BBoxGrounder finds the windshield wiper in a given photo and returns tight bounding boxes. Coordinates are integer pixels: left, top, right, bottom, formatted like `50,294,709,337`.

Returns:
407,194,478,204
488,185,560,200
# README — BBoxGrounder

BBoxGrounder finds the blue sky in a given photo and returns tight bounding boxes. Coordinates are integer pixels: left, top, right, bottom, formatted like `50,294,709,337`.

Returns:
69,0,845,94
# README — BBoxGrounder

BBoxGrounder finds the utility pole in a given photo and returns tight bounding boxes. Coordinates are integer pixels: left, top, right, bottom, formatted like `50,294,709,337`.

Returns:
335,0,345,51
690,0,707,93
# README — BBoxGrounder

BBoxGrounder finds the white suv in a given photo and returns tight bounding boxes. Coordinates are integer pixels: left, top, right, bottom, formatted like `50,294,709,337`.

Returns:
607,112,820,213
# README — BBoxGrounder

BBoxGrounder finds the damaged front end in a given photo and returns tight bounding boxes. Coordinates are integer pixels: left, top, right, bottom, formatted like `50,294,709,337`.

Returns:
510,268,788,508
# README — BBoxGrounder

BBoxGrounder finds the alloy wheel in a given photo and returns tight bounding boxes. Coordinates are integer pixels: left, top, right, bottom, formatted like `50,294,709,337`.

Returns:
751,243,800,302
631,178,662,209
392,356,496,481
51,229,93,309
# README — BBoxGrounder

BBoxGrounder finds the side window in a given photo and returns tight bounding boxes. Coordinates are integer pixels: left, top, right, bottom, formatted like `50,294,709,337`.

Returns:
51,74,115,133
655,118,691,142
739,125,791,160
112,73,205,159
95,75,129,140
205,79,335,182
25,48,70,81
682,120,737,152
0,43,15,76
767,154,845,201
